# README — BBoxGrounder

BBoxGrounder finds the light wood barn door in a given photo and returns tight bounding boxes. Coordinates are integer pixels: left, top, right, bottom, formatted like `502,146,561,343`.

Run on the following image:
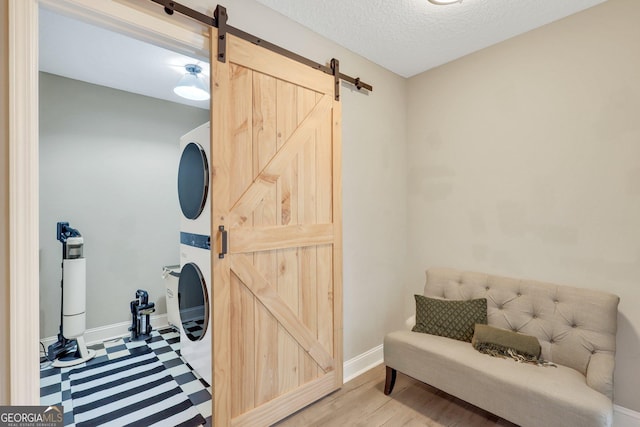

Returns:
210,28,343,427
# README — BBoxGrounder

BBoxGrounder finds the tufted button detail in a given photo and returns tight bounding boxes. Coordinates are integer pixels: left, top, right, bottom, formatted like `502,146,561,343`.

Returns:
485,286,490,291
550,339,555,344
517,292,522,297
572,323,577,328
554,300,559,304
512,328,519,333
532,314,537,319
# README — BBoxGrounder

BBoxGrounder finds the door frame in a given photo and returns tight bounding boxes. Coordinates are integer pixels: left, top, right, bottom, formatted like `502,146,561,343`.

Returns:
8,0,210,403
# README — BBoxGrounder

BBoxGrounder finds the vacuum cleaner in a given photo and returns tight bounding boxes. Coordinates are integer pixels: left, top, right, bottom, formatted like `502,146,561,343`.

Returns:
129,289,155,341
47,222,96,367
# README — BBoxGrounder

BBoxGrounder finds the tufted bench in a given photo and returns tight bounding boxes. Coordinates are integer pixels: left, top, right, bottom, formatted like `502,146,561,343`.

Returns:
384,268,619,427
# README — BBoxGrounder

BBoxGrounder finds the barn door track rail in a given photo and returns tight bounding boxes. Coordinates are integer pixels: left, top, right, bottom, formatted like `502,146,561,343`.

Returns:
151,0,373,100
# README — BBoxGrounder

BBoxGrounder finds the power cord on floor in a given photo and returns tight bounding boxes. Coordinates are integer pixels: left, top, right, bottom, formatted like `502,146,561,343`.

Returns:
40,341,47,361
40,341,53,369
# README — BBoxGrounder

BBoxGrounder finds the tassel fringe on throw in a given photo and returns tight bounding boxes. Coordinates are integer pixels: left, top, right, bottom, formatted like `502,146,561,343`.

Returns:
474,342,557,367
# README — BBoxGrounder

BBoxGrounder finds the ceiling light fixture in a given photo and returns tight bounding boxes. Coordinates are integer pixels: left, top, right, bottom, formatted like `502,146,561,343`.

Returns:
428,0,462,4
174,64,210,101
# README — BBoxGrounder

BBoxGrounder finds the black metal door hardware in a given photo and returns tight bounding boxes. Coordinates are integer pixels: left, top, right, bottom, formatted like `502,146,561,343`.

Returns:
150,0,372,101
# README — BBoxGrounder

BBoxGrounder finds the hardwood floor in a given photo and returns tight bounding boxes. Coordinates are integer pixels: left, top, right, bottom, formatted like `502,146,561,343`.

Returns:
273,364,518,427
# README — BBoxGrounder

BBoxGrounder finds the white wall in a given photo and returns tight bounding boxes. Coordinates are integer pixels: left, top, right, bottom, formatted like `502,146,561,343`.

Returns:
39,72,209,338
406,0,640,412
173,0,409,360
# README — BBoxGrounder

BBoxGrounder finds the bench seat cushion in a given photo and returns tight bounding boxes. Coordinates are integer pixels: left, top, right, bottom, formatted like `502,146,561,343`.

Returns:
384,330,613,427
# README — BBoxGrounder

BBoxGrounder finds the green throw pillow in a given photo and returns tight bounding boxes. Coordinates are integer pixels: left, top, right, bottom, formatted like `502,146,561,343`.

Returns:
412,295,487,342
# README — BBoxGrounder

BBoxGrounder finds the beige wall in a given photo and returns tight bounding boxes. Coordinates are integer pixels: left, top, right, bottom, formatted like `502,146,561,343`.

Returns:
0,0,9,405
406,0,640,411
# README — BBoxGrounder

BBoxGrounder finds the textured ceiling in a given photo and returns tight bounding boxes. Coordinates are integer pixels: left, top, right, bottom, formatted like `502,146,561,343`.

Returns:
253,0,606,77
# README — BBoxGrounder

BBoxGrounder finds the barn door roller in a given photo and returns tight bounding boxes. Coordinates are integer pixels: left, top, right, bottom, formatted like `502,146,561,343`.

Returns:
151,0,373,101
214,5,227,63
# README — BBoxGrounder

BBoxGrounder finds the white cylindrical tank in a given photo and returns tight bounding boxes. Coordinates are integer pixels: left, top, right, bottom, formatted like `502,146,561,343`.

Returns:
62,257,86,338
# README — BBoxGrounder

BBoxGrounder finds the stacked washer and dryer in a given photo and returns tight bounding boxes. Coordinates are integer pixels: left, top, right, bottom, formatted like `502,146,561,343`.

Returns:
176,122,212,386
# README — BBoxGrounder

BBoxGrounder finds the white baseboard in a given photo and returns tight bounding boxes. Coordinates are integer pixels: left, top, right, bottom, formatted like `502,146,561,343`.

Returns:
343,344,384,383
41,313,169,350
614,405,640,427
341,345,640,427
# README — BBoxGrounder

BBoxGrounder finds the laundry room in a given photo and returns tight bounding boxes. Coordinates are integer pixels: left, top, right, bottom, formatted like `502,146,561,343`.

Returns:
38,7,212,425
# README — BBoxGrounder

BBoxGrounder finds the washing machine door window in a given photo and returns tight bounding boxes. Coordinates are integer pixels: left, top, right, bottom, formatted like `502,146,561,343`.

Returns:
178,262,209,342
178,142,209,220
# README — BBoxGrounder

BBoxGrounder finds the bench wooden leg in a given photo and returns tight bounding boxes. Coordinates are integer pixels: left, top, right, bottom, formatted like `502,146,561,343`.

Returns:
384,366,397,395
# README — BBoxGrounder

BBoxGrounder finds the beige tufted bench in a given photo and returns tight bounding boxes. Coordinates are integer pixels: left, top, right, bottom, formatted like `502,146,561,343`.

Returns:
384,268,620,427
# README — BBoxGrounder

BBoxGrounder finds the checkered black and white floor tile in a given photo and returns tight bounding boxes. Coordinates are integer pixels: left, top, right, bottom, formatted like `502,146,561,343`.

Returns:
182,319,205,342
40,327,212,426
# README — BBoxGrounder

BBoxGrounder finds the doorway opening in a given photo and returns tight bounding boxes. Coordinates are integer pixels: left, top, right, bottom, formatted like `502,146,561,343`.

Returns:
37,5,211,425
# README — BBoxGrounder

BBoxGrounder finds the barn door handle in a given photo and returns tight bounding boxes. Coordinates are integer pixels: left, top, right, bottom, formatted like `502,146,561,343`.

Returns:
218,225,228,259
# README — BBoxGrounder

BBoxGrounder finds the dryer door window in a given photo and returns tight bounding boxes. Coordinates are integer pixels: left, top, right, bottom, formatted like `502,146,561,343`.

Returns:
178,142,209,220
177,262,209,342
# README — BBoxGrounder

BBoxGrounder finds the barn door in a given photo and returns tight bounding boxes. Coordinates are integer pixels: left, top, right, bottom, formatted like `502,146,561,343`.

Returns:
210,27,343,427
